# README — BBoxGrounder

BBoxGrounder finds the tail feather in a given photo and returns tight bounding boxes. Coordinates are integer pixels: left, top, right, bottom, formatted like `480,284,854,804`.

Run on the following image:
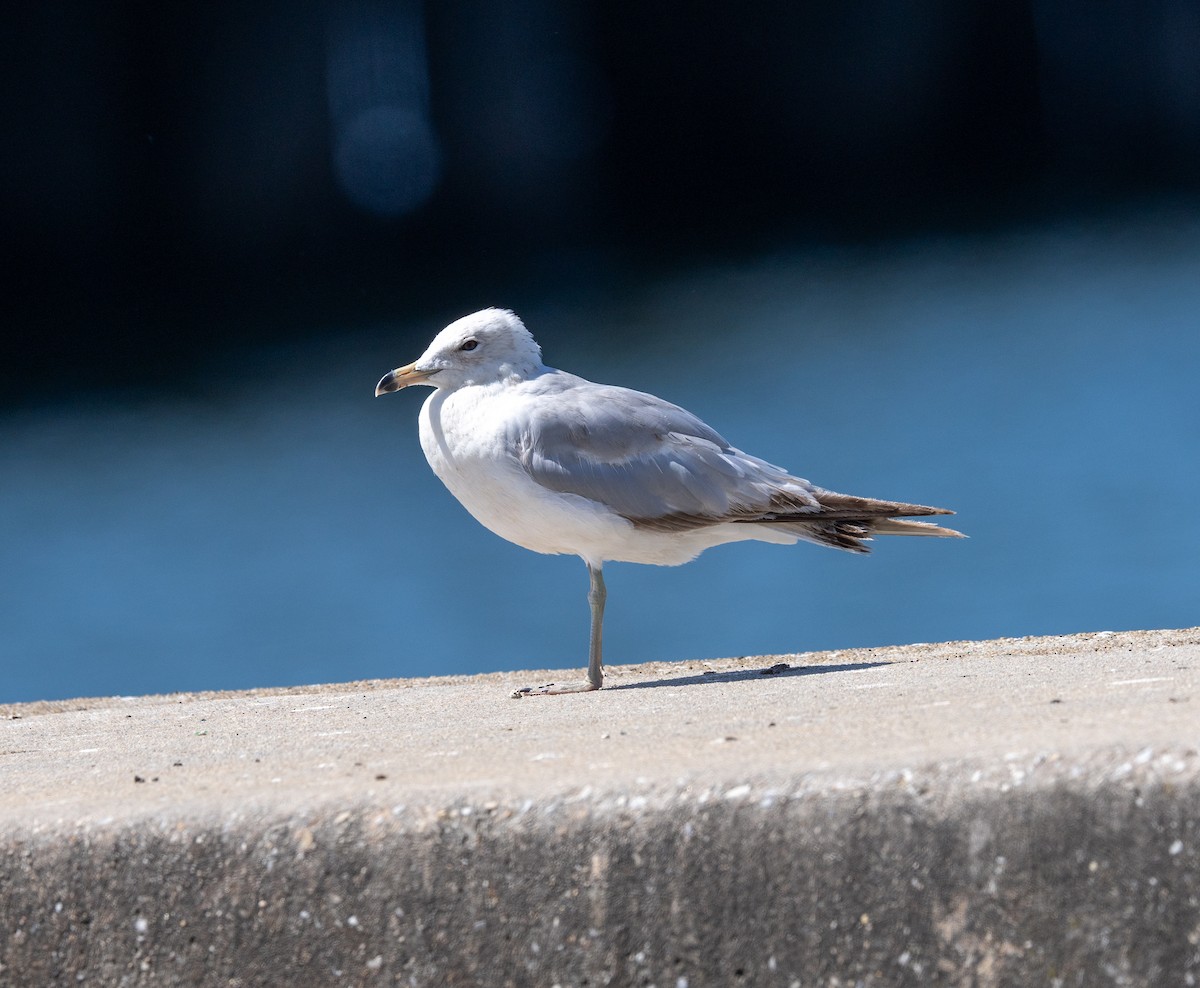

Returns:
753,488,964,553
871,517,965,538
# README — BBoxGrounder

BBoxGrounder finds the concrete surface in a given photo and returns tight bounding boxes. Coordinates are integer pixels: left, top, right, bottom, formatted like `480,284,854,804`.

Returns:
1,628,1198,986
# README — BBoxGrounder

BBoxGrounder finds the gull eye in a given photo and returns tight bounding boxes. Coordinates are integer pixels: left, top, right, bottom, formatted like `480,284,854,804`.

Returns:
459,339,478,352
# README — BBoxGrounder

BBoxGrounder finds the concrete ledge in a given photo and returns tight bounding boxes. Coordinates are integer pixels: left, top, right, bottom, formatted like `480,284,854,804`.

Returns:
2,629,1198,985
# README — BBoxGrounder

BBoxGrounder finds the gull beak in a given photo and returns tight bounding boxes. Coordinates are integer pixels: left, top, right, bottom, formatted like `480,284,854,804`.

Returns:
375,361,438,396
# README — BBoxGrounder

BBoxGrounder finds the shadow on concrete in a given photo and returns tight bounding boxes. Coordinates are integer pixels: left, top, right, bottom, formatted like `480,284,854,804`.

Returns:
610,661,894,691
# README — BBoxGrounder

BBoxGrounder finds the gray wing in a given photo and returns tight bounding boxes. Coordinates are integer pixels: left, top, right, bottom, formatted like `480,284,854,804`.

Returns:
511,378,825,529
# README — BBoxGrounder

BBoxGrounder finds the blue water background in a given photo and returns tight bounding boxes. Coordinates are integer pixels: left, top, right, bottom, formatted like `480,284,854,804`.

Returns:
3,216,1198,702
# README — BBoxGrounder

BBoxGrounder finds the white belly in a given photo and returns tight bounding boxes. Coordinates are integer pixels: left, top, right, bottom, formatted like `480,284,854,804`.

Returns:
417,388,619,560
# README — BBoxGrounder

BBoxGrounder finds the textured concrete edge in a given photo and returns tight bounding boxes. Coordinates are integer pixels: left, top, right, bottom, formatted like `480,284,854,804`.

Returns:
2,767,1198,987
7,626,1196,720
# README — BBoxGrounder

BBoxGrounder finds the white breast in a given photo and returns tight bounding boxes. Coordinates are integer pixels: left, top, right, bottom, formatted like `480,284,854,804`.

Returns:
417,386,625,561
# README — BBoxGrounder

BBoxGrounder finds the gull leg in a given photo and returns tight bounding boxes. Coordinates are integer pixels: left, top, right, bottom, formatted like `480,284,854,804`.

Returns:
585,564,606,689
511,563,605,698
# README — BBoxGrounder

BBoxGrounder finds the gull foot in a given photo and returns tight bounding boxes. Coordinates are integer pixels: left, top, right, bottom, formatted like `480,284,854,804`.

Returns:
511,679,600,698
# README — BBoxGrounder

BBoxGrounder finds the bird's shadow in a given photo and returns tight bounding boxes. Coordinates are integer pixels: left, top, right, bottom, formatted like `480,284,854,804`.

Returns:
609,660,893,691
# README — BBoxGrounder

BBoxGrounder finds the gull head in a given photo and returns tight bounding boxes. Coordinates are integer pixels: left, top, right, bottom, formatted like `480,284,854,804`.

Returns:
376,308,544,396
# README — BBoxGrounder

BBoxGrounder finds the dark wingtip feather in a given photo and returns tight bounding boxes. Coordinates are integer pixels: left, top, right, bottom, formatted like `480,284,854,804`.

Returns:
803,521,876,553
811,489,957,519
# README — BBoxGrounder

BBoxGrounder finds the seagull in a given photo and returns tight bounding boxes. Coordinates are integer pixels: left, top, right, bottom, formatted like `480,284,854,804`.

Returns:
376,308,963,697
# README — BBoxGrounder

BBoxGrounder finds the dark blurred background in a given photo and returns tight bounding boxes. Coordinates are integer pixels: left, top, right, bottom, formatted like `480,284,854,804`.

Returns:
6,0,1200,398
3,2,1199,701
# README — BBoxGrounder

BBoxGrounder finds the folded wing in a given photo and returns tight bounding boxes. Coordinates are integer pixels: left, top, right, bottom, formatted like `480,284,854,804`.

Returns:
513,379,962,552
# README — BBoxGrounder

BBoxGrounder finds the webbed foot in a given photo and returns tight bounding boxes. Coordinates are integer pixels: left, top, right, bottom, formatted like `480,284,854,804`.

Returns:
511,678,601,698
